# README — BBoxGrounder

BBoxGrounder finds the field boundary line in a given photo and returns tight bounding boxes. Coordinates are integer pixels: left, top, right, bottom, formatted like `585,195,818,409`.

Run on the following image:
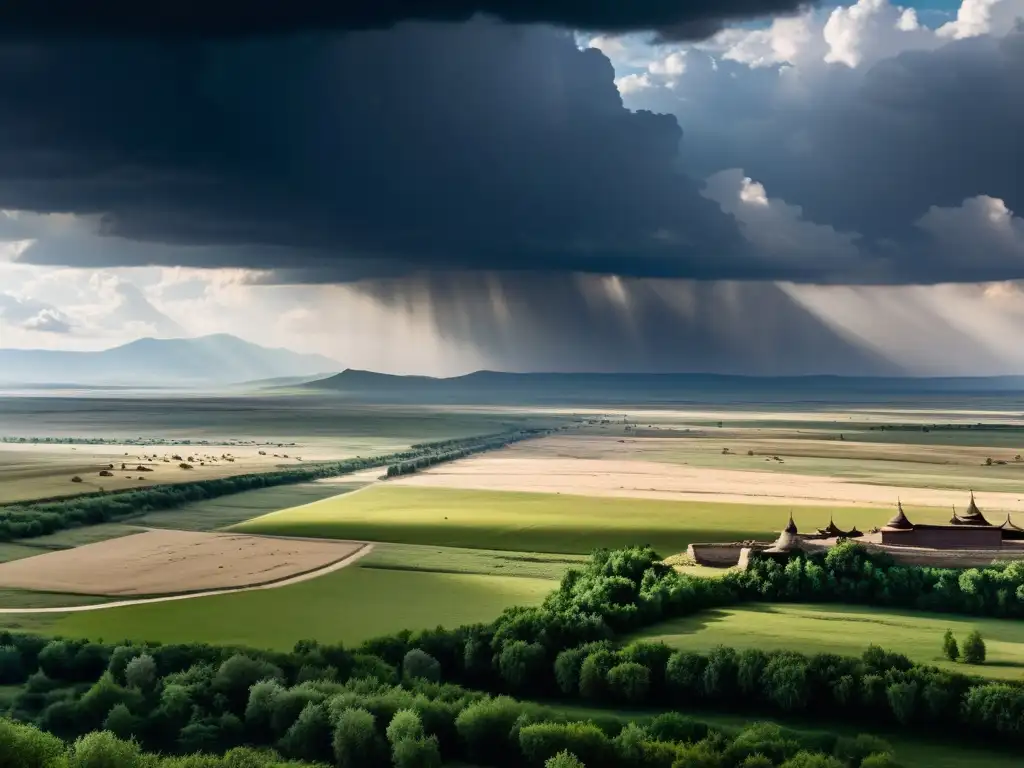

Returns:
0,540,375,614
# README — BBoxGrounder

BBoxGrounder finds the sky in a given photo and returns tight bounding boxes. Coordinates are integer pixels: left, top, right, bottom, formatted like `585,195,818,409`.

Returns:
0,0,1023,376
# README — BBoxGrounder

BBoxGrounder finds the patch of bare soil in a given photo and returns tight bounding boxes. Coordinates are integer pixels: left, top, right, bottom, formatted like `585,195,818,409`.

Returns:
0,529,362,596
392,450,1024,512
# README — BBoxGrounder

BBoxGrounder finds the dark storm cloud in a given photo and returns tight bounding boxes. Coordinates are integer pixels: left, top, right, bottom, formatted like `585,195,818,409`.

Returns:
771,31,1023,239
659,29,1024,245
0,21,765,280
358,272,898,375
0,0,812,41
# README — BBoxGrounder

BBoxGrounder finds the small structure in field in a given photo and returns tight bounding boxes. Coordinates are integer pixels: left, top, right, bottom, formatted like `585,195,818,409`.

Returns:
764,513,801,553
690,491,1024,569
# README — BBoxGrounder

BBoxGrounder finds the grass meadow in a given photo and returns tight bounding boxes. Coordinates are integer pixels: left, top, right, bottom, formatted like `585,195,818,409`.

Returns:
0,543,564,646
230,485,950,555
631,603,1024,681
41,568,552,650
127,479,372,531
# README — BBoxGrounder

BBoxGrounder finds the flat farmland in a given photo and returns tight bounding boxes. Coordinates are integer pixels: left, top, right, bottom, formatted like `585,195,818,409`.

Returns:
0,394,553,504
0,529,364,596
542,435,1024,494
28,554,554,650
631,603,1024,681
231,484,945,554
0,441,378,505
128,475,378,531
384,439,1024,512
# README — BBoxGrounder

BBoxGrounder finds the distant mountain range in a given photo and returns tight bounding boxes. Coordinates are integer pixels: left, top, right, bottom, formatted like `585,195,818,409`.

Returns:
298,369,1024,404
0,335,341,386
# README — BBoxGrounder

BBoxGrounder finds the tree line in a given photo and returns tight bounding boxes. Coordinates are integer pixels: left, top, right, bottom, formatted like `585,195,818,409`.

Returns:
386,429,550,477
2,543,1024,756
0,629,902,768
0,429,549,542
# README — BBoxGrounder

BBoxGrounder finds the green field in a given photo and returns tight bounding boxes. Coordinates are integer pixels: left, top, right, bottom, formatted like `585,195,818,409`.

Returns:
0,543,50,564
14,523,142,549
631,603,1024,681
41,568,552,650
231,485,952,555
127,479,372,531
0,544,560,648
363,542,586,581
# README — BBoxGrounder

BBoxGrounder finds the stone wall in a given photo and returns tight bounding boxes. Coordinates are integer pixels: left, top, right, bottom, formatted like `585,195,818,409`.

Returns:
880,526,1003,550
688,542,769,567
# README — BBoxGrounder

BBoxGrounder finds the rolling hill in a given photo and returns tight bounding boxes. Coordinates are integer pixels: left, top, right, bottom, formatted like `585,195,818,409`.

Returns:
300,369,1024,405
0,334,340,386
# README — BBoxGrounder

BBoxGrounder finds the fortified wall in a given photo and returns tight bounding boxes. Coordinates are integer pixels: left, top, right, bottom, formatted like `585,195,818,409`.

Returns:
688,495,1024,571
687,542,770,567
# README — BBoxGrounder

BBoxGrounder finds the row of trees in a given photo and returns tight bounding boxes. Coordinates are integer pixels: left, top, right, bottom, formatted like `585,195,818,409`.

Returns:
0,646,903,768
4,543,1024,752
386,428,550,477
737,544,1024,619
0,429,546,541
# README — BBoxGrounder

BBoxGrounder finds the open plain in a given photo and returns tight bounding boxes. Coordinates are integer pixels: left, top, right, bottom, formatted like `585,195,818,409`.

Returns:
2,393,1024,768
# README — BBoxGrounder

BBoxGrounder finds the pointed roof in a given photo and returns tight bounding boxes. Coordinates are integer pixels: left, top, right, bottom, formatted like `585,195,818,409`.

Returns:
818,515,846,537
999,513,1024,532
883,500,914,531
958,490,992,526
949,506,964,525
766,512,801,552
846,526,864,539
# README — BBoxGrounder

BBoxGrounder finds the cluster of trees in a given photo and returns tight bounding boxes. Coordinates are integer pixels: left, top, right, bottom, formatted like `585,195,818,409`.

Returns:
0,638,903,768
386,428,550,477
4,544,1024,753
0,430,541,541
942,629,986,664
0,719,312,768
3,543,1024,763
737,544,1024,619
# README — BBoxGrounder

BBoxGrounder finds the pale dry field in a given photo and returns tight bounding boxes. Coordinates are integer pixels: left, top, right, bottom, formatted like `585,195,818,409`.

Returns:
0,442,364,504
522,435,1016,465
0,529,363,596
392,437,1024,512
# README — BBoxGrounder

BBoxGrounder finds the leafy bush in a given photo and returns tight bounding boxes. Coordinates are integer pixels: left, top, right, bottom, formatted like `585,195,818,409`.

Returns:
942,630,959,661
962,631,986,665
402,650,441,683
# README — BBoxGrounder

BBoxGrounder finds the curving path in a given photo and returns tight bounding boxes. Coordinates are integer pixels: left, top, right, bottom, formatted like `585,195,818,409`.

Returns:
0,542,375,614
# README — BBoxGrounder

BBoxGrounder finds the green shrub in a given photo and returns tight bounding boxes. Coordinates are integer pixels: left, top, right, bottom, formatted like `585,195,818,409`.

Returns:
387,709,425,746
278,702,332,763
499,641,547,693
392,735,442,768
124,654,157,691
333,707,385,768
941,630,959,661
519,721,611,767
403,650,441,683
962,631,986,664
606,662,651,704
454,697,522,764
545,751,586,768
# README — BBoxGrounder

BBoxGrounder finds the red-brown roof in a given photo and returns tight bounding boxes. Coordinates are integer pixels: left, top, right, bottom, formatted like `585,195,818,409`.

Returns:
883,501,914,531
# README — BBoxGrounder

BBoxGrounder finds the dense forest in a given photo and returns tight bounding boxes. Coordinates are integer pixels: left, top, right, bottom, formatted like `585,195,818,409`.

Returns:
1,542,1022,768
